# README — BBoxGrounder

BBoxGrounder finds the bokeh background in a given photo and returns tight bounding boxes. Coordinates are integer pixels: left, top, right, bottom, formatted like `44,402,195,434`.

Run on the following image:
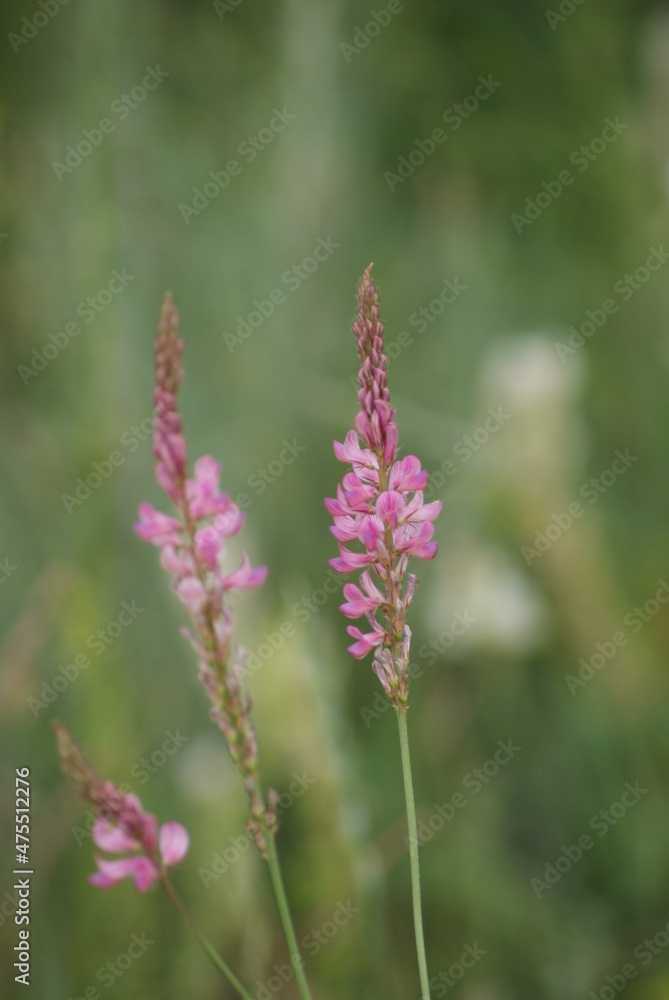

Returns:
2,1,669,997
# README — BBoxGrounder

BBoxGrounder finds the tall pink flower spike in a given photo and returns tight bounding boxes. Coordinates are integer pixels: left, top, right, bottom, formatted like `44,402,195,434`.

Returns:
134,294,274,852
326,265,442,704
52,721,189,893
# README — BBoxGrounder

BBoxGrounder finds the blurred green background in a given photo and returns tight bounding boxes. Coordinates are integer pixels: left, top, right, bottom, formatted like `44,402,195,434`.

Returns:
2,0,669,997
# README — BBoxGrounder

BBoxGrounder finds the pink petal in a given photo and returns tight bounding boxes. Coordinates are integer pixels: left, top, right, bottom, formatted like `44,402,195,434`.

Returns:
134,502,182,546
376,491,406,528
346,625,384,659
222,554,268,590
175,576,207,613
159,822,190,867
389,456,429,493
89,855,160,893
195,525,225,568
92,819,138,854
213,505,244,537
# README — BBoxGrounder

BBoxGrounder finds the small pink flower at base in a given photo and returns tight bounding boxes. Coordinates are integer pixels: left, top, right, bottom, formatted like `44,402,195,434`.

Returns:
90,817,189,892
326,265,442,704
52,722,190,894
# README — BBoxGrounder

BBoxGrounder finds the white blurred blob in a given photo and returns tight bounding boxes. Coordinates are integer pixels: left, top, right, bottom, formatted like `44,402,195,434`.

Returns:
426,539,550,657
478,333,587,489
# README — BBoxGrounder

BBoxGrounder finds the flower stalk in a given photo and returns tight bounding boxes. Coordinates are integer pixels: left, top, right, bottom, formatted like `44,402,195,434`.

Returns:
326,264,439,993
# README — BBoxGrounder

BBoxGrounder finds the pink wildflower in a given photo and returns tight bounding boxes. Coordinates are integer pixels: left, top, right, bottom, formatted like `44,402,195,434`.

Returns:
326,266,441,703
52,721,189,893
134,294,271,851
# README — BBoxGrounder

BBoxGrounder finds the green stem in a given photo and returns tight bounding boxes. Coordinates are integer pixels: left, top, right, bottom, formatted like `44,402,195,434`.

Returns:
161,876,254,1000
265,831,314,1000
396,706,431,999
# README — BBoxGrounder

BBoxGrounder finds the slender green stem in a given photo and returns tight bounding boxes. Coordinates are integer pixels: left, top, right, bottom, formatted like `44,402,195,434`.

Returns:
161,876,254,1000
396,705,431,999
265,831,314,1000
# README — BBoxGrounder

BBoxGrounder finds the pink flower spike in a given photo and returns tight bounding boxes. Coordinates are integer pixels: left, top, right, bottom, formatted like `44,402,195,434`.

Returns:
90,855,160,893
222,554,268,590
326,266,441,698
159,822,190,866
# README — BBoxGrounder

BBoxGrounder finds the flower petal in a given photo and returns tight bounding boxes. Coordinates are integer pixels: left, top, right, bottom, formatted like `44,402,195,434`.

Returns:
92,819,138,854
159,822,190,867
89,855,160,893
